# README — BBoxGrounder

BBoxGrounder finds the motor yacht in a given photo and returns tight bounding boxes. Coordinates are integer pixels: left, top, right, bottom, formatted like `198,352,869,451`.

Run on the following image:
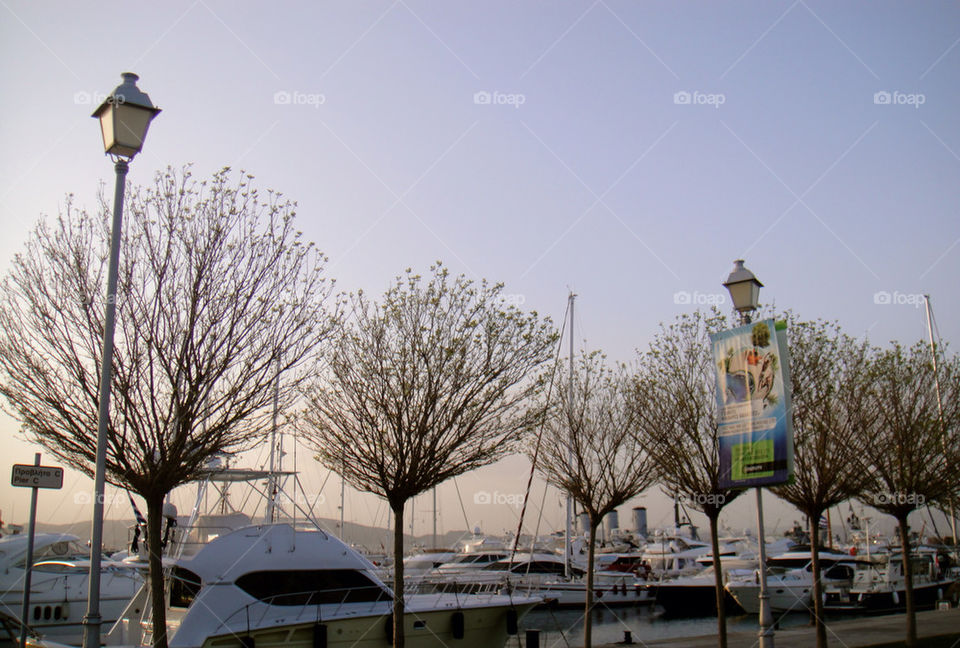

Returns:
725,546,862,614
823,547,959,614
0,533,141,644
110,524,537,648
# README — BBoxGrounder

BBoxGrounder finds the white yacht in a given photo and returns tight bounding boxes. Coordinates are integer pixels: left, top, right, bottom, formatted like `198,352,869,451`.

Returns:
402,551,459,576
423,553,577,592
639,535,713,577
111,524,537,648
725,546,861,614
422,552,650,608
823,547,960,614
0,533,142,644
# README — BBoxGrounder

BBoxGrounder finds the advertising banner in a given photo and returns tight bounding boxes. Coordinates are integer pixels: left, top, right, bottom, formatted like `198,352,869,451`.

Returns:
711,319,794,488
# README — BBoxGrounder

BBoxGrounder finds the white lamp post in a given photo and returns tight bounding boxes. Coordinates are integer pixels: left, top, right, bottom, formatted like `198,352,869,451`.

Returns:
82,73,160,648
723,259,774,648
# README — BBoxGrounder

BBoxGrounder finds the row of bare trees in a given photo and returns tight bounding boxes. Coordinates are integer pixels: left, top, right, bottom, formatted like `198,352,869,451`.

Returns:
0,167,957,648
534,311,959,648
0,167,561,648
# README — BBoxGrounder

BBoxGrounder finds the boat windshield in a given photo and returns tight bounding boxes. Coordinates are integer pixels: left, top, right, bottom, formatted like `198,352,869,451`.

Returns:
235,570,391,606
13,539,92,568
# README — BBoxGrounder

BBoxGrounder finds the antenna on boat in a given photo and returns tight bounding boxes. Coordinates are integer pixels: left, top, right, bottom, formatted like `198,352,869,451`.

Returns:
924,295,957,544
564,290,576,579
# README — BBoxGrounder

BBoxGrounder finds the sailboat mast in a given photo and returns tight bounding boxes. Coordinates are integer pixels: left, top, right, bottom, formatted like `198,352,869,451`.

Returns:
565,291,576,579
266,355,280,524
339,464,346,541
924,295,957,544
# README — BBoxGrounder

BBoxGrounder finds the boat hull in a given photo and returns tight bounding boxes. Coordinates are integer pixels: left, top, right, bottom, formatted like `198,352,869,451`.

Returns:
824,580,956,615
194,601,535,648
725,582,813,614
647,583,745,618
0,571,141,644
528,582,651,608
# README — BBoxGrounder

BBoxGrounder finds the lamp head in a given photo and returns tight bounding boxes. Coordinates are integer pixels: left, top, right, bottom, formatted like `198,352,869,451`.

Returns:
723,259,763,318
92,72,161,159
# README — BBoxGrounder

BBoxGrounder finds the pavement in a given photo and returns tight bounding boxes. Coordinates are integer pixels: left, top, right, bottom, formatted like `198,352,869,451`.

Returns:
593,607,960,648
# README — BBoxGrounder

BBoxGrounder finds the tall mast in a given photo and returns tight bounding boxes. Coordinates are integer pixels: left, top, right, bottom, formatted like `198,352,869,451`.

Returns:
432,486,437,550
266,355,280,523
564,291,576,578
339,462,346,541
924,295,957,544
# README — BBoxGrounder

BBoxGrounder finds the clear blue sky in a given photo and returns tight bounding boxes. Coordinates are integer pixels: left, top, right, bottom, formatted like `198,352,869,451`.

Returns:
1,1,957,540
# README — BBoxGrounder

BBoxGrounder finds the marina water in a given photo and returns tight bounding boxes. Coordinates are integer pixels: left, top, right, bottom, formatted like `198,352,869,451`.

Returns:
518,607,816,645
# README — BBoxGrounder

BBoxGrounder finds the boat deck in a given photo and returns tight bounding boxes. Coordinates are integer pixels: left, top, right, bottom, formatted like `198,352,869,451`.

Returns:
595,607,960,647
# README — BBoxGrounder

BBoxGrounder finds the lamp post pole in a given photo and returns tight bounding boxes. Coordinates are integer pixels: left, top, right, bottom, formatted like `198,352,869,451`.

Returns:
82,72,159,648
755,487,774,648
81,158,128,648
741,309,775,648
723,260,774,648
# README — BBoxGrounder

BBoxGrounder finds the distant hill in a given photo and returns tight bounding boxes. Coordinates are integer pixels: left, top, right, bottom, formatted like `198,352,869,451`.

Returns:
19,518,477,554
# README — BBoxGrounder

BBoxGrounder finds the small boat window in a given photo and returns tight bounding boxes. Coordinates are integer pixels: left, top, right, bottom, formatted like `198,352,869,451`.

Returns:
170,567,203,608
824,565,854,580
235,570,392,606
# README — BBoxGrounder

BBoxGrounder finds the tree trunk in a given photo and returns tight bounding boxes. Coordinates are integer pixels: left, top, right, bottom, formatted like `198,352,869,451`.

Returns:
391,502,406,648
145,492,168,648
584,517,599,648
897,514,917,648
709,512,727,648
809,512,827,648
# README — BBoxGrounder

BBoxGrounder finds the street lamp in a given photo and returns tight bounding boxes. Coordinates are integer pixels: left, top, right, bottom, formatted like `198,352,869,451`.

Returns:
723,259,763,323
722,258,774,648
82,73,160,648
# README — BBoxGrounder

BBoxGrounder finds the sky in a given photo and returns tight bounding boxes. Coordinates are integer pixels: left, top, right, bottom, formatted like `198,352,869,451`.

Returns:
1,1,958,543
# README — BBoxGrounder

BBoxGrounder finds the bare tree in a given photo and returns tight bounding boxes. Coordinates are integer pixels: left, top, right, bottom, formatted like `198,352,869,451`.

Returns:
771,317,875,648
533,350,655,648
300,264,557,648
632,310,745,648
0,167,338,648
858,341,960,648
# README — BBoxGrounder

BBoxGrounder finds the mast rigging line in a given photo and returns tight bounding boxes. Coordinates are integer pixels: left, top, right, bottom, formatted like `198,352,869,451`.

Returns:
507,296,571,568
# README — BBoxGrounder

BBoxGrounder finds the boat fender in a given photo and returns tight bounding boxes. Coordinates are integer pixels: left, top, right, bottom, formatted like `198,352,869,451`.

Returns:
892,591,899,606
240,637,255,648
451,611,465,639
506,609,518,635
313,624,327,648
937,588,943,600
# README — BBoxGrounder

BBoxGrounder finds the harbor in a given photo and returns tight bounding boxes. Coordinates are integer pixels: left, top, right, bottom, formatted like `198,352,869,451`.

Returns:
3,4,960,648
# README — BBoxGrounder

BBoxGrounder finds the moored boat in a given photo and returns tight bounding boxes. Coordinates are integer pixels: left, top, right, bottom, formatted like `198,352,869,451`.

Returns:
0,533,142,645
823,548,959,615
110,523,537,648
725,546,862,614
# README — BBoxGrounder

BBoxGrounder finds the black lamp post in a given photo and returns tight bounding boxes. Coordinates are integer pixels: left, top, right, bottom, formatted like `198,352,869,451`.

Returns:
723,259,763,323
82,73,160,648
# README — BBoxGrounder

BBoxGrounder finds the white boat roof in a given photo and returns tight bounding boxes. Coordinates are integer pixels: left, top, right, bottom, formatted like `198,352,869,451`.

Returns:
0,533,80,566
491,552,563,564
176,524,379,583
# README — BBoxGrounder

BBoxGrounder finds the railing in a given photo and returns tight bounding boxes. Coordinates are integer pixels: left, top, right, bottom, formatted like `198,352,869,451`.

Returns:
213,584,393,635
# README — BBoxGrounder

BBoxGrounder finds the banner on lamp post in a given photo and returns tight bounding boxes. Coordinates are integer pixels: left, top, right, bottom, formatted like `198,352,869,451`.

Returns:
711,318,794,488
